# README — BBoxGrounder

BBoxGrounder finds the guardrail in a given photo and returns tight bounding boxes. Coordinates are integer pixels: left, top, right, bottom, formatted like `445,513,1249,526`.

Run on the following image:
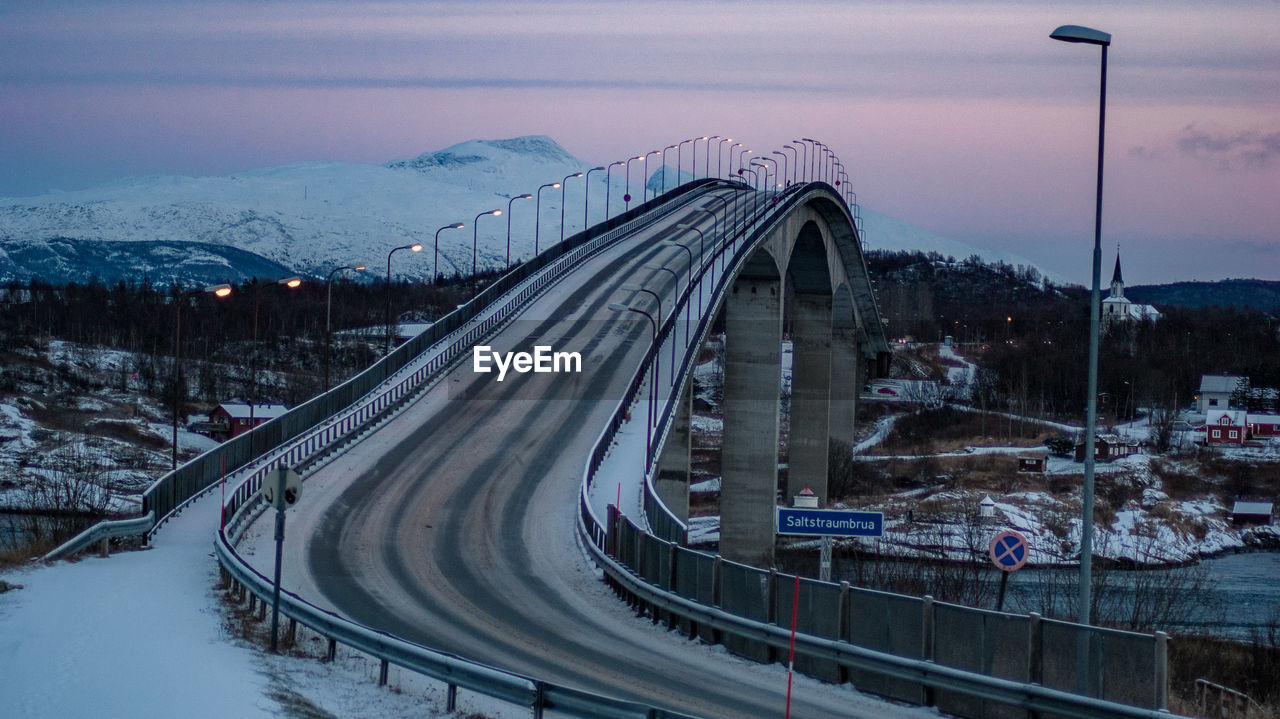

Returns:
46,178,721,561
206,182,736,718
575,184,1180,719
579,512,1177,719
214,531,699,719
44,511,156,560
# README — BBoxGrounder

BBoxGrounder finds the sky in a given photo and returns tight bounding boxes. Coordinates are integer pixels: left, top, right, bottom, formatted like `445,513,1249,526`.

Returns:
1,0,1277,285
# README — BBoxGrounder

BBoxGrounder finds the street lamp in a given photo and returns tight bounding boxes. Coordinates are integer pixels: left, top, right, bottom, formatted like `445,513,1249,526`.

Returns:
691,135,709,180
674,224,705,318
702,136,719,179
701,196,731,272
795,139,813,181
1051,22,1111,641
605,161,625,219
675,138,696,184
643,151,662,200
505,195,532,268
715,137,733,178
324,264,365,392
534,182,559,255
433,222,466,284
660,145,678,192
246,276,301,432
731,146,751,177
624,156,643,210
561,172,583,242
171,283,231,469
625,282,677,385
473,209,502,297
739,167,761,219
584,166,606,228
754,157,778,190
385,244,423,355
781,145,798,185
608,301,659,470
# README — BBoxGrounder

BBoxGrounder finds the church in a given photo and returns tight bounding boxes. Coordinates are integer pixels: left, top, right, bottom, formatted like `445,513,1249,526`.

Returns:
1101,253,1160,328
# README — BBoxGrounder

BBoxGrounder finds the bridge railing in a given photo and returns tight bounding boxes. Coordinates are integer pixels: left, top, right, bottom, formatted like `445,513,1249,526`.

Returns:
576,184,1175,719
582,511,1175,719
48,177,721,560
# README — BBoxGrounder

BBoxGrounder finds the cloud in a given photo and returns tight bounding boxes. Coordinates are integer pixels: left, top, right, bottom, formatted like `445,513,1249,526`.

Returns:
1174,124,1280,170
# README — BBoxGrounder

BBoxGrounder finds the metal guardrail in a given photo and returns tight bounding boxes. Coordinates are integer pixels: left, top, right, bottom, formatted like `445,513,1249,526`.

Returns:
206,182,730,718
45,179,720,561
578,517,1179,719
44,511,156,560
574,184,1182,719
214,531,698,719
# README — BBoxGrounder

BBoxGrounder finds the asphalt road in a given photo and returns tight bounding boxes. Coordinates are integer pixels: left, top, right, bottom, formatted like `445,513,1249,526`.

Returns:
254,185,918,718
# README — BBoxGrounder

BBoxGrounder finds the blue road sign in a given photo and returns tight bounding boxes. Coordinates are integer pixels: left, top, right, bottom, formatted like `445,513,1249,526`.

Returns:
989,531,1029,571
776,508,884,537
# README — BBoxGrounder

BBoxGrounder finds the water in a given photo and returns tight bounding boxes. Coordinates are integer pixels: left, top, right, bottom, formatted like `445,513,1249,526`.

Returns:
829,551,1280,640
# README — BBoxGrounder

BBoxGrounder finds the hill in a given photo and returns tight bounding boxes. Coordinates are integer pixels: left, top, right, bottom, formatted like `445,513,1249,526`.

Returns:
1128,279,1280,313
1,136,1052,286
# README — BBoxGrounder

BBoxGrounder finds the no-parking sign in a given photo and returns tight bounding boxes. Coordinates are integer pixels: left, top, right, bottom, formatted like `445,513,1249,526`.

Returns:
989,530,1029,572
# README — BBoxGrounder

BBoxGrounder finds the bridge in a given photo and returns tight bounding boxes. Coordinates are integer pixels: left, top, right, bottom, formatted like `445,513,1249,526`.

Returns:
51,142,1172,719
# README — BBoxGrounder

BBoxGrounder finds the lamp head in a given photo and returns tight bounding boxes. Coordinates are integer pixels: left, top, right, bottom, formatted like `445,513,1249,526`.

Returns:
1050,24,1110,46
410,244,423,252
491,210,502,216
350,264,367,271
551,183,560,189
208,284,233,297
572,172,584,178
621,283,642,292
517,194,532,200
280,276,303,288
607,302,630,313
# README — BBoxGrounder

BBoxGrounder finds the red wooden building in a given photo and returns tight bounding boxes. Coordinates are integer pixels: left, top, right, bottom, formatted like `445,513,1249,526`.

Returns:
203,401,289,440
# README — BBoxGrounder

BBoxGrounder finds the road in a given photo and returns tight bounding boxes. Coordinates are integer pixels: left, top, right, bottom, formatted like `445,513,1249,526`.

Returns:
242,185,924,718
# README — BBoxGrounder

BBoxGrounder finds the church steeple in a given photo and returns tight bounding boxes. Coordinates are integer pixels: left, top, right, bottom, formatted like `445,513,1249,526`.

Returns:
1109,253,1124,299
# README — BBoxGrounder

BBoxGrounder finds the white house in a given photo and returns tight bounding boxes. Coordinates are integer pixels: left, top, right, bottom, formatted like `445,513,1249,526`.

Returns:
1198,374,1246,414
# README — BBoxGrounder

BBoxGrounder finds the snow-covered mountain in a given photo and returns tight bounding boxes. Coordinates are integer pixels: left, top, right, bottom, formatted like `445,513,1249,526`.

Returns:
0,135,1050,285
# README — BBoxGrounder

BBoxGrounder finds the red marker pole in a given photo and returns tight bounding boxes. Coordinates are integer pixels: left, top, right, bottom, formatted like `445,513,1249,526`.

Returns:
785,572,800,719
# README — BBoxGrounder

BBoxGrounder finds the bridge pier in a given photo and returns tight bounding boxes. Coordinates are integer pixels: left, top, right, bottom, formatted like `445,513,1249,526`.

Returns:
788,292,832,503
829,322,860,449
720,274,782,567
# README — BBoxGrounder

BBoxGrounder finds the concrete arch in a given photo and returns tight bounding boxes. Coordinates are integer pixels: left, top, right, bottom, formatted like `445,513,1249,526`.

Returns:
699,184,888,566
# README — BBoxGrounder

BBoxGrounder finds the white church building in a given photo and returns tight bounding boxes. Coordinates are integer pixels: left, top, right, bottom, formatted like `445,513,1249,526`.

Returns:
1102,254,1160,327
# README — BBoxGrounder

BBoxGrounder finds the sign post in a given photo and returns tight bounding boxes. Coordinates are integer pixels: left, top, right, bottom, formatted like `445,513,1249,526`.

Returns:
988,530,1029,611
261,466,301,652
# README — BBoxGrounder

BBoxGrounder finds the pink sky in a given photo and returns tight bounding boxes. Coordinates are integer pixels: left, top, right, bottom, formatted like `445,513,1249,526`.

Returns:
1,1,1276,284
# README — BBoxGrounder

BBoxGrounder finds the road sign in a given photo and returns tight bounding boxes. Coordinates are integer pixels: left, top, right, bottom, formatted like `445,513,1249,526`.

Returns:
777,508,883,537
261,467,301,511
989,530,1029,572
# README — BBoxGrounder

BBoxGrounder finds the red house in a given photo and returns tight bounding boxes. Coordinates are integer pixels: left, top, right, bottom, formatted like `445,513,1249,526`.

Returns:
1248,413,1280,439
1206,410,1247,445
204,401,289,439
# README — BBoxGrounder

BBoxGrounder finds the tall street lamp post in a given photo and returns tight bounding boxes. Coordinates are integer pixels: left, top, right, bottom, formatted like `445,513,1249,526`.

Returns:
171,283,231,469
385,244,422,355
702,136,719,178
643,151,662,200
534,182,559,255
561,172,583,241
505,195,532,268
677,139,695,183
674,224,705,318
605,161,625,219
660,145,678,192
584,166,605,228
324,264,365,392
624,156,643,210
715,137,733,179
608,301,659,469
1052,21,1111,693
433,222,465,284
473,209,503,297
249,276,301,430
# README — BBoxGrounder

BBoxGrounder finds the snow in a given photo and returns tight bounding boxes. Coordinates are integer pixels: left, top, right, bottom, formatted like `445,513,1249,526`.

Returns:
0,469,533,719
2,135,1060,288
